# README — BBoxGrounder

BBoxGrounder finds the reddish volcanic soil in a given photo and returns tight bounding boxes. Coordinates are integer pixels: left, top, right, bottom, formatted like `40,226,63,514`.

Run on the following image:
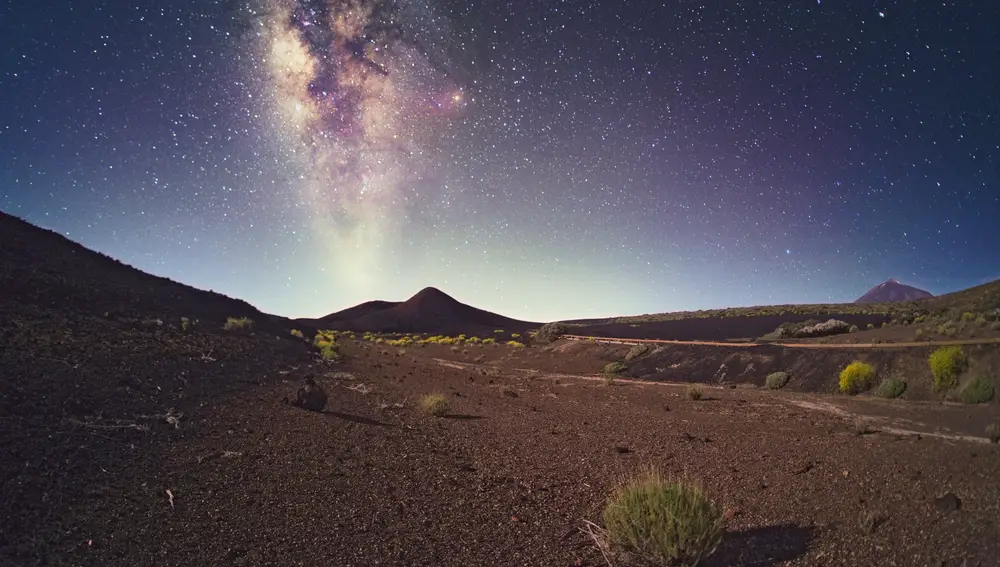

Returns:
3,210,1000,567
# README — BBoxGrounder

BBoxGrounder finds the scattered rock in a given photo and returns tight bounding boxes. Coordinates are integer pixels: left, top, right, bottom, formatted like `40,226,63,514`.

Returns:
934,492,962,512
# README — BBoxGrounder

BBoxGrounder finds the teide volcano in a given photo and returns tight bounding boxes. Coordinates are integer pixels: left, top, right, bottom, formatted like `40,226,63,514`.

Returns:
855,279,933,303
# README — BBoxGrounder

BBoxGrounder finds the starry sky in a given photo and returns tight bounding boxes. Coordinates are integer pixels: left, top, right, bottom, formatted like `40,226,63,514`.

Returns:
2,1,999,322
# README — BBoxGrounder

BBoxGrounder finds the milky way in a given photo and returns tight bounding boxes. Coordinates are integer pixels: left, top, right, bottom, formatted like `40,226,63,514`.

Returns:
255,0,466,289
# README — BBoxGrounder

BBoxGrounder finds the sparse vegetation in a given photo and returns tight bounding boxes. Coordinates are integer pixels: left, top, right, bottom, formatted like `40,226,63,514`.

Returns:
686,384,704,400
535,322,568,343
874,377,907,399
625,344,650,361
956,375,994,405
223,316,253,332
929,346,966,391
839,361,875,394
419,394,450,417
180,317,191,332
290,329,304,339
604,362,627,375
598,467,724,566
506,341,525,348
987,423,1000,444
867,323,875,330
319,342,341,361
482,337,496,345
765,371,790,389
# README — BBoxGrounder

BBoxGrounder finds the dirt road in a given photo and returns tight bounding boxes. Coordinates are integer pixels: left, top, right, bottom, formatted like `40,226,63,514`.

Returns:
562,334,1000,350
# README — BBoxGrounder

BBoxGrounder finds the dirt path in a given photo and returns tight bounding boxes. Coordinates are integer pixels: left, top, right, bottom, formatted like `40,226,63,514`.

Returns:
562,334,1000,350
432,358,999,444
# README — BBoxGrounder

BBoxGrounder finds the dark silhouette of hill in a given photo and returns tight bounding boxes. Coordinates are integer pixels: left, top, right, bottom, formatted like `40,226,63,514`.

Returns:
320,287,539,334
316,299,399,323
0,211,290,330
855,279,933,303
0,210,311,564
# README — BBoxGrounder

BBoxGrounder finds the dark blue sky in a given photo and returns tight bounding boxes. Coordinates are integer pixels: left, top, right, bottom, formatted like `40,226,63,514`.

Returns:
2,1,998,320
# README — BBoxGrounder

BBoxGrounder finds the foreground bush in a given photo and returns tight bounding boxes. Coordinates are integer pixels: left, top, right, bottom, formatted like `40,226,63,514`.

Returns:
874,377,907,399
601,467,725,566
929,346,966,391
686,384,704,400
839,361,875,394
956,375,994,405
419,394,450,416
223,316,253,332
319,342,341,361
765,372,790,389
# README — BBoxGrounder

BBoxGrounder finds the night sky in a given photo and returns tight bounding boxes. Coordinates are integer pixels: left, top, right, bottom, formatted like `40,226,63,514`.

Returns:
3,1,998,321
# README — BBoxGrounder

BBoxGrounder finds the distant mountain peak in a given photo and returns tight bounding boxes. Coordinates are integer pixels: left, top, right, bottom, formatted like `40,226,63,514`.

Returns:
855,279,932,304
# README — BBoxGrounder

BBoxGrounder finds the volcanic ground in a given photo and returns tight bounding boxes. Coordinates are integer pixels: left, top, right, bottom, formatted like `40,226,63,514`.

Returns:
2,211,1000,567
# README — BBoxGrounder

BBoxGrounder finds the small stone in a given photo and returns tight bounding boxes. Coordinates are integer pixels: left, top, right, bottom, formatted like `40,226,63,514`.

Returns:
934,492,961,512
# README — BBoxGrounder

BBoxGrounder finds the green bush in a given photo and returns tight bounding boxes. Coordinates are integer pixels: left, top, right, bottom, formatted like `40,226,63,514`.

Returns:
601,467,724,566
874,377,907,399
290,329,305,339
956,375,994,405
867,323,874,330
223,316,253,332
765,372,790,389
419,394,450,416
604,362,627,375
929,346,966,391
839,361,875,394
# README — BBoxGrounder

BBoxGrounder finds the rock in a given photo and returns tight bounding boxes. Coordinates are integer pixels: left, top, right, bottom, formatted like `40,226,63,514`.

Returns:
934,492,961,512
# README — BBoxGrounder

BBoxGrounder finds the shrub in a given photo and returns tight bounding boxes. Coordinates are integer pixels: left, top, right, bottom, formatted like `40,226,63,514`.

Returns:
874,377,907,399
625,344,650,361
507,341,526,348
956,375,994,405
223,317,253,332
686,384,704,400
604,362,627,375
510,333,521,339
765,372,790,389
290,329,305,339
535,322,568,343
839,361,875,394
601,467,724,566
482,338,496,345
961,312,975,322
180,317,191,332
987,423,1000,444
796,319,852,338
867,323,874,330
319,342,341,361
849,325,859,333
419,394,449,417
929,346,966,391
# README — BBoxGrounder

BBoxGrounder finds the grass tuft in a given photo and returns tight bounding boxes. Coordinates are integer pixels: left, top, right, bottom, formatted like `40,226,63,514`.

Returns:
686,384,704,400
419,394,450,417
223,316,253,332
599,466,725,566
